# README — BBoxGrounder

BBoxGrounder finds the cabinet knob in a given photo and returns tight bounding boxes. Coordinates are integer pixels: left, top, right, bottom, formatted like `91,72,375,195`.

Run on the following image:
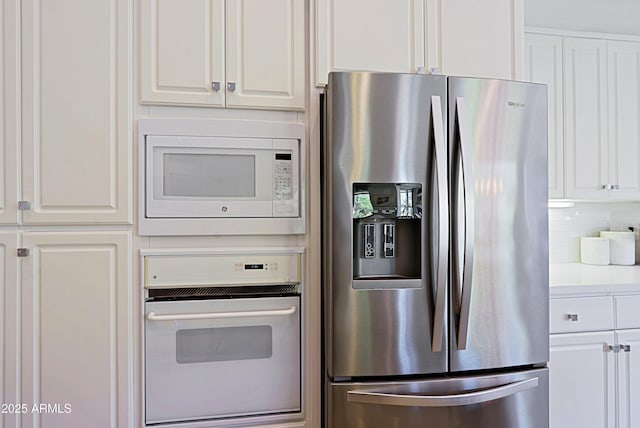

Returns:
602,184,612,190
566,313,579,321
211,81,221,92
227,82,236,92
612,184,620,190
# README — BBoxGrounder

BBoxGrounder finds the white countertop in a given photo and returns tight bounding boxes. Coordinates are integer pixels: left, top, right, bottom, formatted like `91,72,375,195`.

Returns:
550,263,640,296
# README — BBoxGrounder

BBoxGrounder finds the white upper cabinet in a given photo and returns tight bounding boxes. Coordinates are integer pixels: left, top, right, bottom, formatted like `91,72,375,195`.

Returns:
439,0,523,80
21,0,132,224
140,0,226,107
563,37,609,199
607,41,640,200
141,0,305,110
0,0,19,225
528,29,640,201
524,33,564,198
315,0,425,86
315,0,523,86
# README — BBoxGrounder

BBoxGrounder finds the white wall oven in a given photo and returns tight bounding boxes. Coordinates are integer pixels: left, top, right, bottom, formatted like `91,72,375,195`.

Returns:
138,119,305,236
143,250,303,426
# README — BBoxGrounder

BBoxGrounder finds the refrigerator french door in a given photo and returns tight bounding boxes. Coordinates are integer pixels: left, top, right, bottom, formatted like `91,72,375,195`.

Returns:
322,72,549,428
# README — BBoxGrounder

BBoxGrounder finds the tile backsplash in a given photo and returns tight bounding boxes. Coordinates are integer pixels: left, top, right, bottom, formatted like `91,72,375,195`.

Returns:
548,202,640,263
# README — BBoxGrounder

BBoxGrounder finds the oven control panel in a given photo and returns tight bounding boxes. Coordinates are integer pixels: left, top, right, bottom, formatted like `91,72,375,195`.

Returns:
145,252,301,289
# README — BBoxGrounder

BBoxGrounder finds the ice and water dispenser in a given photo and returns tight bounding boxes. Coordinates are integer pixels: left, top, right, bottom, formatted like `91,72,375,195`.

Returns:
353,183,422,283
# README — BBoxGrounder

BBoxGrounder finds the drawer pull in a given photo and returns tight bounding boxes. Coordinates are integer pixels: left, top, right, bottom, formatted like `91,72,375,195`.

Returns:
566,313,579,322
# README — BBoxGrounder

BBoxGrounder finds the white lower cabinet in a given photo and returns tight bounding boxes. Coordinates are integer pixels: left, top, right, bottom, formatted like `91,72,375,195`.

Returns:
0,233,18,428
549,294,640,428
549,331,616,428
2,232,133,428
616,329,640,428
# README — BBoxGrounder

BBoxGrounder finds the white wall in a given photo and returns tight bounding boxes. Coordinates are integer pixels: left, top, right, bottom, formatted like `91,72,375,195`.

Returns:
549,202,640,263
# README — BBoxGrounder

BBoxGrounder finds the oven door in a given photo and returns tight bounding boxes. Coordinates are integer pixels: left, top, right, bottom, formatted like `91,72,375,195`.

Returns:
144,295,301,424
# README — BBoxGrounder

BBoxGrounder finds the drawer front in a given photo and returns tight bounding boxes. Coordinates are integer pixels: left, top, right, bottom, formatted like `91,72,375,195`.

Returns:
615,295,640,329
549,296,614,333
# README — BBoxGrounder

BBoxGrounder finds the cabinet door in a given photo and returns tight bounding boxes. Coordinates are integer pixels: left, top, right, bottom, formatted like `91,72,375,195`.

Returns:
140,0,225,106
440,0,523,79
315,0,425,86
0,233,18,428
607,41,640,200
0,0,19,225
21,0,132,224
226,0,304,110
525,33,564,198
549,331,616,428
616,329,640,428
563,37,609,199
20,232,132,428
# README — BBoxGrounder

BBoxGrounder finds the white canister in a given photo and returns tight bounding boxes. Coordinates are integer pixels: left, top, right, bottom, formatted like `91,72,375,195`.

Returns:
599,231,636,265
580,237,610,265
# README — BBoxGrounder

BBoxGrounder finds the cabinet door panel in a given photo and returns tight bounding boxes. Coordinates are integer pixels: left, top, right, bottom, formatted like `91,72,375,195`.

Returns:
0,0,19,225
0,233,18,428
549,331,615,428
21,0,132,224
564,37,608,199
616,329,640,428
226,0,304,109
315,0,425,86
525,33,564,198
607,41,640,200
20,232,131,428
440,0,522,79
140,0,225,106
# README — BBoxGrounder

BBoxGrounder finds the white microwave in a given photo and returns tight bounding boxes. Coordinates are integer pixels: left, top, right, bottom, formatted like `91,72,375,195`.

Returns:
138,119,305,236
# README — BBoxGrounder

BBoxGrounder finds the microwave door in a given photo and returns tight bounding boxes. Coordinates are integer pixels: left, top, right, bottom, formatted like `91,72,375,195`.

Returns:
145,136,275,218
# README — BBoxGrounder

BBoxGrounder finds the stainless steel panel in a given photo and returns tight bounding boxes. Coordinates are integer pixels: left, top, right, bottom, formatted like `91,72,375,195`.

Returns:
323,72,448,377
328,367,548,428
448,78,549,372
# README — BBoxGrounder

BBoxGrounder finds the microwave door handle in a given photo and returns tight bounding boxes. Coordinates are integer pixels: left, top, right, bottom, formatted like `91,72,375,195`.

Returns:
453,96,474,350
347,377,538,408
430,95,448,353
147,306,297,321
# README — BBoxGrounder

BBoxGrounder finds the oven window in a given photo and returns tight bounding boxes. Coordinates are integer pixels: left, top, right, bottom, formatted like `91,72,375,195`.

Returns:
163,153,256,198
176,326,272,364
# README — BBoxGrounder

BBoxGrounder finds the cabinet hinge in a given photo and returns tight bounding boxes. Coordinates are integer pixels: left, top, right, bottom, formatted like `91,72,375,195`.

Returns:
608,344,631,353
17,248,30,257
18,201,31,211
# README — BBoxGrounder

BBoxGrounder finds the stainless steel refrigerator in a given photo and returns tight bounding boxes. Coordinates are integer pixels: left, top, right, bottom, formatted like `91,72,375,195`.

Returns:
322,71,549,428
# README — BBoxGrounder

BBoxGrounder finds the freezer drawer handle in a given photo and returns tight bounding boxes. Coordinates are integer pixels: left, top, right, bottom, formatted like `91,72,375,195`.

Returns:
147,306,297,321
346,377,538,407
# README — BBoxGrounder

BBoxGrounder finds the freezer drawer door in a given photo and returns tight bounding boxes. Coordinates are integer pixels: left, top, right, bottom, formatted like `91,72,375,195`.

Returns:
327,368,548,428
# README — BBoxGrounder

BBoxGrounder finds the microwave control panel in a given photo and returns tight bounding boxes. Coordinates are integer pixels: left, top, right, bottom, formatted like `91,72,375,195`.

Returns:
274,152,294,200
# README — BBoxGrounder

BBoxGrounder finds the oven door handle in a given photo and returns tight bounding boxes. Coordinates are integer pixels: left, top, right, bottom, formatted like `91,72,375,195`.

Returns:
147,306,297,321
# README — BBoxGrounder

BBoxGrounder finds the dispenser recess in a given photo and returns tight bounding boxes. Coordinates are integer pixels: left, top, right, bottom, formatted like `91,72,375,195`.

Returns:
353,183,422,289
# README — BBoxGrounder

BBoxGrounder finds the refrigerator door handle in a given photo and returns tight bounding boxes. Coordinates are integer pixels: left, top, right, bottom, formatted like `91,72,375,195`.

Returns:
430,95,448,353
347,377,538,408
453,96,474,350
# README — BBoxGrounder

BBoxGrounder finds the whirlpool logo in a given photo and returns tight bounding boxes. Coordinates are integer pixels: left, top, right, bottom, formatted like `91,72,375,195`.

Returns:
507,100,526,109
